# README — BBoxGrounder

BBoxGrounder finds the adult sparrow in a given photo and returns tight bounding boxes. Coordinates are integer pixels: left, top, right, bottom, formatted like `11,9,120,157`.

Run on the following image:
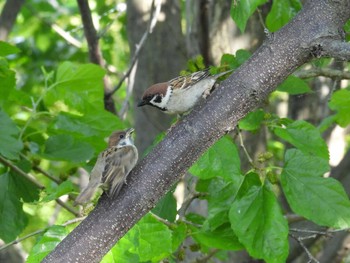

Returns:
137,69,233,115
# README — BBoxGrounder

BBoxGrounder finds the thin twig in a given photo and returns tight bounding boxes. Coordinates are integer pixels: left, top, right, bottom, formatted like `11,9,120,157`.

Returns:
0,155,44,189
118,59,138,119
294,68,350,80
285,214,305,224
107,0,162,96
193,249,220,263
0,155,80,217
178,192,207,219
237,129,255,168
290,233,320,263
0,216,86,252
149,212,176,228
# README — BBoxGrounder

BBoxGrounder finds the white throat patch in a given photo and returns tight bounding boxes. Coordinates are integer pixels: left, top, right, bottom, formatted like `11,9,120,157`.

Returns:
150,87,172,110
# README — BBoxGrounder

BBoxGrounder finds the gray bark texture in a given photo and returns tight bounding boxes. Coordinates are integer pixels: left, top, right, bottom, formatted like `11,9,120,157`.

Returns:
129,0,187,154
43,1,350,262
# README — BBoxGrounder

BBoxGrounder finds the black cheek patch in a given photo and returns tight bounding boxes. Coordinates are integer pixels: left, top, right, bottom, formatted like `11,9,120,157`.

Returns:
154,95,162,103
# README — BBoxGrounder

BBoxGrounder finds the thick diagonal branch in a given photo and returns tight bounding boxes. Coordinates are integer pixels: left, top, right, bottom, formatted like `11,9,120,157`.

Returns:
44,1,350,262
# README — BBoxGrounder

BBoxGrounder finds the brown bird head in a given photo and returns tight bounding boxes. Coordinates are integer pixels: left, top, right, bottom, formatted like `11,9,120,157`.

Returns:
108,128,135,148
137,82,170,111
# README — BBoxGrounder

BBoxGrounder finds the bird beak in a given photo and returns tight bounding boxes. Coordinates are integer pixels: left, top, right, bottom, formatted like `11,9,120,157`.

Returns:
137,100,147,107
125,128,134,137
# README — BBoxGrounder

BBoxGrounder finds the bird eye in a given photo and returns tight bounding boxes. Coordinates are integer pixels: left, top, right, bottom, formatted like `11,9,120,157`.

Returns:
119,134,125,139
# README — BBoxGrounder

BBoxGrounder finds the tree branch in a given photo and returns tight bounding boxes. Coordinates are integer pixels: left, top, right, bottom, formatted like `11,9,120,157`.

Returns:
43,1,350,262
0,155,80,217
0,217,85,252
107,0,161,97
76,0,116,114
0,0,24,40
294,67,350,80
320,39,350,61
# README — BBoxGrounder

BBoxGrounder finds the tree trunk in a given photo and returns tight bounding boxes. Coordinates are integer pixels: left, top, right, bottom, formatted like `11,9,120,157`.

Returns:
127,0,187,154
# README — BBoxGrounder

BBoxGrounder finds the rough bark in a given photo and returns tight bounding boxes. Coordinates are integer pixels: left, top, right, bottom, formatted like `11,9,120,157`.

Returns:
128,0,187,154
0,0,24,40
43,1,350,262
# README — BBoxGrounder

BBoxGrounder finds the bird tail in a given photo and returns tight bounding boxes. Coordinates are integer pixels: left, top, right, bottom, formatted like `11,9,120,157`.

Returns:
214,68,234,79
73,182,99,206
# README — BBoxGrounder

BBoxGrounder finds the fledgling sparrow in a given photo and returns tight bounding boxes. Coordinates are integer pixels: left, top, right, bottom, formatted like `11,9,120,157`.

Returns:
74,128,138,206
137,69,233,115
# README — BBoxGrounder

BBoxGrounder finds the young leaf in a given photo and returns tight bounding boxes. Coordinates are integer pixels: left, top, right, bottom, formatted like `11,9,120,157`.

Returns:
0,58,16,107
42,134,94,163
189,136,241,181
328,89,350,127
0,110,23,160
0,172,29,243
230,0,269,32
41,180,76,202
239,109,265,131
281,149,350,229
26,225,69,263
192,224,243,251
266,0,302,32
0,41,20,56
276,75,311,95
273,120,329,159
229,173,289,263
109,214,172,262
205,179,242,230
45,62,105,113
152,190,177,222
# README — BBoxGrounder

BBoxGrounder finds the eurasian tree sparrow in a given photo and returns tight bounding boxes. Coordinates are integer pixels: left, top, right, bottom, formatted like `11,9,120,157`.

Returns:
137,69,233,115
74,128,138,206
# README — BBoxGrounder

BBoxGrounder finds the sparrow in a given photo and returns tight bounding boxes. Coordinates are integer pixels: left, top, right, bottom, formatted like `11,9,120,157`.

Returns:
74,128,138,206
137,68,233,115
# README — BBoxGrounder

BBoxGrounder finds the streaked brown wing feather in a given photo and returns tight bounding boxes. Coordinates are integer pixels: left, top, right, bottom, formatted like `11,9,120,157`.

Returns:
169,69,210,90
102,146,138,197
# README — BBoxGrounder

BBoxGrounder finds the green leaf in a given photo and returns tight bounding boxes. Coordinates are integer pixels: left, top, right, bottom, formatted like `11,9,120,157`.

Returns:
189,136,241,181
239,109,265,131
45,62,105,113
281,149,350,229
274,120,329,159
52,111,123,153
192,224,243,251
10,170,41,203
27,225,69,263
0,41,20,56
0,172,28,242
171,223,187,252
329,89,350,127
230,0,268,32
229,173,289,263
220,50,251,70
109,214,172,262
0,110,23,160
205,179,242,230
0,58,16,107
42,180,76,202
152,190,177,222
42,134,95,163
277,75,311,95
266,0,302,32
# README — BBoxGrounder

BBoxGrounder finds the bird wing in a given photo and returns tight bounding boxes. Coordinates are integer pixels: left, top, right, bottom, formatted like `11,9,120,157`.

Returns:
102,145,138,197
169,69,211,90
